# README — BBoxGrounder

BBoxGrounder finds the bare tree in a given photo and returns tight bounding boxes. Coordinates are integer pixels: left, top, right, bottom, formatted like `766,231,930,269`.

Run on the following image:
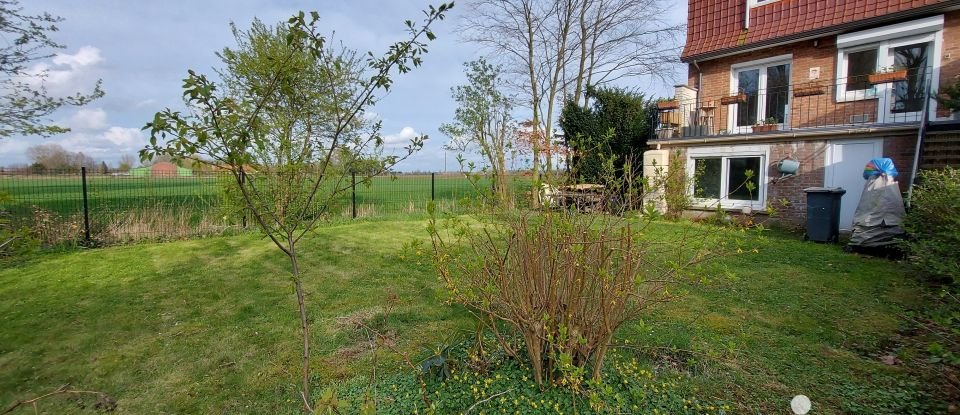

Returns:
26,143,93,171
569,0,683,104
460,0,683,178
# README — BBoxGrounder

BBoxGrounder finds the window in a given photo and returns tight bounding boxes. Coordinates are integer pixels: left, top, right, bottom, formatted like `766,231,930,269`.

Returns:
891,42,930,113
688,145,768,209
730,56,791,132
845,49,877,91
726,157,761,200
835,15,943,122
694,158,721,199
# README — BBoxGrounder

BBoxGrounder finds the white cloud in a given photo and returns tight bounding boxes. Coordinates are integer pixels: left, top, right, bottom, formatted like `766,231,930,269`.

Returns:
20,46,104,96
65,108,108,131
51,126,146,160
382,126,420,145
361,110,380,122
52,46,104,68
102,127,144,147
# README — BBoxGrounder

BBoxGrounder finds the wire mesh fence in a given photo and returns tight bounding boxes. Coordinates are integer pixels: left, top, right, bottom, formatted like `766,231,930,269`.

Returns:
0,168,532,246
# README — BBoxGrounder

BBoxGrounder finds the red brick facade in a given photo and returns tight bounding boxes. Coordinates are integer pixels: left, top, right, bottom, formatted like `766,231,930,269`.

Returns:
661,134,917,226
655,2,960,226
687,12,960,119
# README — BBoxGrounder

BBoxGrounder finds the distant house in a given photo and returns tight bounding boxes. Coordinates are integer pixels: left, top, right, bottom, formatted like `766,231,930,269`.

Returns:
129,161,193,177
649,0,960,229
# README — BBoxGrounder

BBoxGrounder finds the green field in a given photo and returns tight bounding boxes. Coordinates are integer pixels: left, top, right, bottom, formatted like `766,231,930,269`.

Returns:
0,173,531,243
0,217,944,413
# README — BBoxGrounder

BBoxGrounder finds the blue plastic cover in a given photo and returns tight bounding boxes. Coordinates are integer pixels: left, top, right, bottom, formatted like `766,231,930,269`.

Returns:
863,158,898,180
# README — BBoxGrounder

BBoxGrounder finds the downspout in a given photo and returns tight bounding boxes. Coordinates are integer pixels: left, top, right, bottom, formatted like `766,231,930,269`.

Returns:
693,59,703,129
906,78,931,208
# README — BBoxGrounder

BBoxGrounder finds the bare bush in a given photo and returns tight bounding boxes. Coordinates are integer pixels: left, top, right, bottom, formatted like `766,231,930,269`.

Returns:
429,210,720,386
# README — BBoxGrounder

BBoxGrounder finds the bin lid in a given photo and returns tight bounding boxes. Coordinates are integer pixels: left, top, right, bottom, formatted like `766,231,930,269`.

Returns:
803,187,846,195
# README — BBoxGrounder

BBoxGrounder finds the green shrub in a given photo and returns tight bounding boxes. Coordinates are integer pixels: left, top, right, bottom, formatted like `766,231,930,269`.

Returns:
904,167,960,282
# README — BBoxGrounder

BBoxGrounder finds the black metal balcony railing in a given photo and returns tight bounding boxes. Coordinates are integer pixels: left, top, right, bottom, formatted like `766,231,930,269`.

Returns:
654,71,938,140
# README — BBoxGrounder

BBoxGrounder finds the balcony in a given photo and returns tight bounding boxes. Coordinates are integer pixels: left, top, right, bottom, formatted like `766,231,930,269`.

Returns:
654,70,939,141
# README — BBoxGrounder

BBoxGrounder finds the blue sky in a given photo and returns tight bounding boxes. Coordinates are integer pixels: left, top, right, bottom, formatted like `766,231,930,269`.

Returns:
2,0,686,171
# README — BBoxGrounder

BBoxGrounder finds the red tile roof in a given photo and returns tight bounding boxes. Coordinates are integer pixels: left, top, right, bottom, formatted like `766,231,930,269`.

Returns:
682,0,952,61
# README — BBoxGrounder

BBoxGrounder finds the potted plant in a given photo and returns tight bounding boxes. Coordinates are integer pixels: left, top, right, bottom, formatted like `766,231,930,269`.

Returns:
868,66,909,85
751,117,779,133
937,78,960,120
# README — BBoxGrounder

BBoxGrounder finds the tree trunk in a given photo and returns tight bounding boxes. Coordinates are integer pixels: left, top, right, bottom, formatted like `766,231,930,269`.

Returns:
524,4,541,205
288,240,312,412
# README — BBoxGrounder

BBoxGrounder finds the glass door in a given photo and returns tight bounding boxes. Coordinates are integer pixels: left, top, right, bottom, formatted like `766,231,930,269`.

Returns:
882,37,933,123
732,63,791,133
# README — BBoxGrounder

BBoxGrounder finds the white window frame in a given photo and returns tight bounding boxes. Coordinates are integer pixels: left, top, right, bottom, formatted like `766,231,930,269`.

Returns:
728,55,792,134
835,15,944,121
686,145,769,210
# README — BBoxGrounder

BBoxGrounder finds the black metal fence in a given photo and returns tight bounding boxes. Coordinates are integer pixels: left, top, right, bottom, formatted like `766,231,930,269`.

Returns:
0,168,531,246
654,70,935,140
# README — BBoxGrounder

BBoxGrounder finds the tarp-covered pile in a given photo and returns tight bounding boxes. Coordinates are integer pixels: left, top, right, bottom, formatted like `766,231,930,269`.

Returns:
847,158,906,248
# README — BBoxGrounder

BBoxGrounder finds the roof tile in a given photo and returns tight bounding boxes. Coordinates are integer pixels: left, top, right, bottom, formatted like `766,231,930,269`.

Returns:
682,0,950,60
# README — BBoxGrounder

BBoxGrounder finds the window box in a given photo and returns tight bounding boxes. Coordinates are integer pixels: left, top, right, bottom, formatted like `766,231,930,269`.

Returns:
793,84,825,97
751,124,778,133
720,94,747,105
868,69,908,85
656,100,679,110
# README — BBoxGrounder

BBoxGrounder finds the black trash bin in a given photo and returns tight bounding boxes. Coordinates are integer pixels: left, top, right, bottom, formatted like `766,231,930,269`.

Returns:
804,187,846,242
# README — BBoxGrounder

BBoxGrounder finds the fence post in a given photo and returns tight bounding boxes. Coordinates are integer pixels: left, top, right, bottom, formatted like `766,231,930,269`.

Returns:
81,166,91,242
351,172,357,219
239,170,247,229
431,172,435,201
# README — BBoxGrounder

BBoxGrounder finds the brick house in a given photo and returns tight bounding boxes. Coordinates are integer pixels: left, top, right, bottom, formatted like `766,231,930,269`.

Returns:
648,0,960,228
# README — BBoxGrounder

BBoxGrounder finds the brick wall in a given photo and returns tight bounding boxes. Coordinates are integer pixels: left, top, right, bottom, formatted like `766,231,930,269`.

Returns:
884,135,917,190
685,10,960,124
660,133,916,226
766,140,830,224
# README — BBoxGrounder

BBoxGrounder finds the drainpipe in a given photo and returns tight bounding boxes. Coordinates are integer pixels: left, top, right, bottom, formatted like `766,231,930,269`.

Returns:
692,60,703,127
906,78,931,208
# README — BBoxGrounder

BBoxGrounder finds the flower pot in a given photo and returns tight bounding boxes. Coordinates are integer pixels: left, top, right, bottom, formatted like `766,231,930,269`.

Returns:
751,124,778,133
656,100,679,110
720,94,747,105
868,69,908,84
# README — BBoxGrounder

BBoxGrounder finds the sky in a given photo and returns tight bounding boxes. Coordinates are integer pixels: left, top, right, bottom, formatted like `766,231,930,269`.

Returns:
2,0,687,172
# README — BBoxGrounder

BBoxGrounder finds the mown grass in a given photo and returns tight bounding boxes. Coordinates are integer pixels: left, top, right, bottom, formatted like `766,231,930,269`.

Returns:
0,217,936,413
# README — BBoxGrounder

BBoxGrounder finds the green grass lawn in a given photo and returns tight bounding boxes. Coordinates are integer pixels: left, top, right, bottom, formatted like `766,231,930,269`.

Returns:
0,217,936,413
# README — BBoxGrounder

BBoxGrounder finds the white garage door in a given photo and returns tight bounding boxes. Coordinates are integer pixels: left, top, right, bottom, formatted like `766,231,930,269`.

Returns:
824,139,884,231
